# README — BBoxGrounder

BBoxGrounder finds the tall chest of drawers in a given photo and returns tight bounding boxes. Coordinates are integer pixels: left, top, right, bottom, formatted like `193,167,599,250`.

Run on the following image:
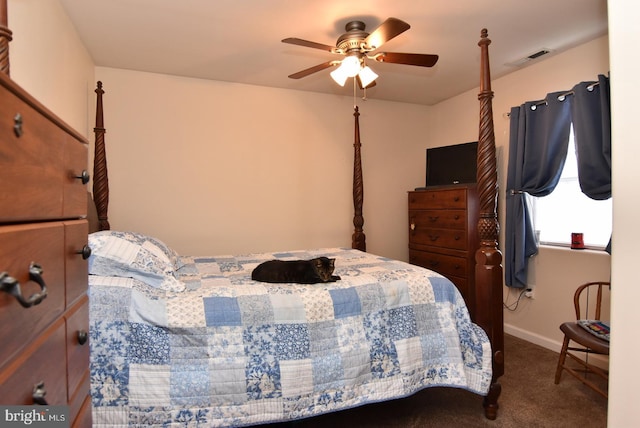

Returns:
408,185,479,317
0,72,92,426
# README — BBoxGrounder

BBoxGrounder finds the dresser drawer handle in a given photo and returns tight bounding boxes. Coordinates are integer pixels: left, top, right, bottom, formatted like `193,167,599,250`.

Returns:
75,170,90,184
428,234,440,242
77,244,92,260
428,216,439,222
32,381,48,405
14,113,23,137
77,330,89,345
0,263,48,308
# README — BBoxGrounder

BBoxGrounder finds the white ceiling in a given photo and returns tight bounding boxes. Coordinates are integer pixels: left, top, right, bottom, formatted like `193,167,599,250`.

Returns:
59,0,608,106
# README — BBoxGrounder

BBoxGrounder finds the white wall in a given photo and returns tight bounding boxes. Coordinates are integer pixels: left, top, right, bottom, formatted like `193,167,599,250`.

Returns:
607,1,640,426
8,0,94,135
93,67,431,260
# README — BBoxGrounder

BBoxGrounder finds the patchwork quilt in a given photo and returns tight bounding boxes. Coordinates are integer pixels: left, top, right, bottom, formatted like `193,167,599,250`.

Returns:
89,247,492,427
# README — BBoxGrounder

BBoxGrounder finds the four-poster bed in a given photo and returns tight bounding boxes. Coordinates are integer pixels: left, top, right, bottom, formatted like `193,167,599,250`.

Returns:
87,30,504,424
0,2,504,423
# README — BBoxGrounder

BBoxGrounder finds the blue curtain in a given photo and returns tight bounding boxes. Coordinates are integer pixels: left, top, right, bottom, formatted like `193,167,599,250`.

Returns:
505,93,572,288
571,75,611,200
571,74,612,252
505,74,612,287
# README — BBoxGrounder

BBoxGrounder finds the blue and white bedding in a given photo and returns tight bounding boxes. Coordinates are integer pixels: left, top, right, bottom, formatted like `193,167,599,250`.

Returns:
88,231,492,427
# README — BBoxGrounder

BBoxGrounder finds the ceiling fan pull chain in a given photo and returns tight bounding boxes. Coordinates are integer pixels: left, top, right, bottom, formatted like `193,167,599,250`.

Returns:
353,77,357,107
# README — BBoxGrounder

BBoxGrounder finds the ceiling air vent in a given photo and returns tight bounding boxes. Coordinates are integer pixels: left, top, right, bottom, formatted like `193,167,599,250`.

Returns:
505,48,553,67
527,49,550,59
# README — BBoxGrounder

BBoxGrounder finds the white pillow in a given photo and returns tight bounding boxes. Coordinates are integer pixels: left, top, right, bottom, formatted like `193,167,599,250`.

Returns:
88,231,185,292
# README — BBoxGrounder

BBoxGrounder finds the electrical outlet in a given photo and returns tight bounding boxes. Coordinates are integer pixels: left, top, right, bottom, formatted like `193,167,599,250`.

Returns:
525,288,535,299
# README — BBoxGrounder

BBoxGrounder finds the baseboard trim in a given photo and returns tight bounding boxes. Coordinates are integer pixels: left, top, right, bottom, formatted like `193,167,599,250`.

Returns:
504,323,561,351
504,323,609,369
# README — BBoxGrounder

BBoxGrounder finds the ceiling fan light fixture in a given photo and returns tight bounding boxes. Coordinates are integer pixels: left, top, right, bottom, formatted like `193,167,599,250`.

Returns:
358,65,378,87
342,55,362,77
330,55,361,86
330,66,350,86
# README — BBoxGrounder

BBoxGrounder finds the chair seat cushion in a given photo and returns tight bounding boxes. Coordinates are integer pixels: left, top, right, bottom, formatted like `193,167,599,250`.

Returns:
560,322,610,354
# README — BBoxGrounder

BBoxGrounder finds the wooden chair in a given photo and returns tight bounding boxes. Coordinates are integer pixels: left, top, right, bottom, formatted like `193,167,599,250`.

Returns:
554,281,610,398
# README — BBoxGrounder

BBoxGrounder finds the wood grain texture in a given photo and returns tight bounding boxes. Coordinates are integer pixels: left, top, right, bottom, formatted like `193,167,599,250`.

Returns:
475,28,504,420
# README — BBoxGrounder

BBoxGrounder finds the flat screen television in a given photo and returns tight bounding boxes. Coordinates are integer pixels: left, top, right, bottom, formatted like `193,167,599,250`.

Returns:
426,141,478,187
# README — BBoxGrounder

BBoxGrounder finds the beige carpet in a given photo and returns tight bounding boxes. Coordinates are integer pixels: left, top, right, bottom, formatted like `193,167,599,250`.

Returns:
261,334,608,428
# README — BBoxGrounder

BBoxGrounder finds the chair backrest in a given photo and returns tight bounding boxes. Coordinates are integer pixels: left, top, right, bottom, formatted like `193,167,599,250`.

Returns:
573,281,611,320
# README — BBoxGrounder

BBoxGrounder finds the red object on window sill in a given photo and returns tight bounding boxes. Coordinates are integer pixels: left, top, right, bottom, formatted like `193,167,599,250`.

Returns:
571,232,585,249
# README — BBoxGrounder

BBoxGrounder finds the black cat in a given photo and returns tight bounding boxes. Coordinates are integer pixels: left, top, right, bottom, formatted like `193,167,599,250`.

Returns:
251,257,341,284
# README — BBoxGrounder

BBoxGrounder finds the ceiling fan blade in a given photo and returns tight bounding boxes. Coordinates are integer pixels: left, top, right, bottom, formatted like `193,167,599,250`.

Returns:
364,18,410,50
373,52,439,67
282,37,336,53
287,61,337,79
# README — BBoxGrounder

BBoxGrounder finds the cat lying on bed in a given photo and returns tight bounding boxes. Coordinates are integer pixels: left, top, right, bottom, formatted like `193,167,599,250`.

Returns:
251,257,341,284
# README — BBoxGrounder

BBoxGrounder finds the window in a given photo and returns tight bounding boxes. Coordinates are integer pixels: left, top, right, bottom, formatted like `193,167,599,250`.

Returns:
530,128,612,249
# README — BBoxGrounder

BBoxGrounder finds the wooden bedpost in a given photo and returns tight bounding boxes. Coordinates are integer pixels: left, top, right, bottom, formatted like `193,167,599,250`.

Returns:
93,81,110,230
352,105,366,251
0,0,11,76
475,29,504,420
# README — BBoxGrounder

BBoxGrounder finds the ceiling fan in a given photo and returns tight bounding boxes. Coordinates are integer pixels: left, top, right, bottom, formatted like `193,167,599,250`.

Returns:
282,18,439,89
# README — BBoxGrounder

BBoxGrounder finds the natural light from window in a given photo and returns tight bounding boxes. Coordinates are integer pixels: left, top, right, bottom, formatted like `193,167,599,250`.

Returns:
530,128,612,249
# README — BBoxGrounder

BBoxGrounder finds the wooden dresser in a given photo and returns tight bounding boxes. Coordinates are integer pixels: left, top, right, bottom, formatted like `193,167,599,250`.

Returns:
408,185,479,316
0,72,92,426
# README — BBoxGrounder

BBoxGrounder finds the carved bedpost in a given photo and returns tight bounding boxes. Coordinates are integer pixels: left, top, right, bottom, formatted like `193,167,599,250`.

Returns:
352,105,366,251
0,0,12,76
475,29,504,420
93,81,110,230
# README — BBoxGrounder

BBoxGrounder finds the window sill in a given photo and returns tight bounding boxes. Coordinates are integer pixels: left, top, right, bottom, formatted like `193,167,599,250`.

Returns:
538,242,609,254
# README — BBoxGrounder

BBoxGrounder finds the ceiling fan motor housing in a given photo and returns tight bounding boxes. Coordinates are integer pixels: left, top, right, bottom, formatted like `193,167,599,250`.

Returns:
336,21,370,54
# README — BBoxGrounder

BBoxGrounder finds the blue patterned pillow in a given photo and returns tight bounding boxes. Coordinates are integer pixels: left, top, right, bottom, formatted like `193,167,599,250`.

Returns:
88,231,185,292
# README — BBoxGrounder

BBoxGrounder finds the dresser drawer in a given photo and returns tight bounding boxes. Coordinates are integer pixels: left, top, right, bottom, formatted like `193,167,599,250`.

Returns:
409,250,467,278
409,227,468,250
0,81,88,223
65,220,90,307
0,320,67,405
66,297,90,401
64,137,89,219
0,222,65,367
72,394,93,428
409,209,467,230
409,188,468,210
